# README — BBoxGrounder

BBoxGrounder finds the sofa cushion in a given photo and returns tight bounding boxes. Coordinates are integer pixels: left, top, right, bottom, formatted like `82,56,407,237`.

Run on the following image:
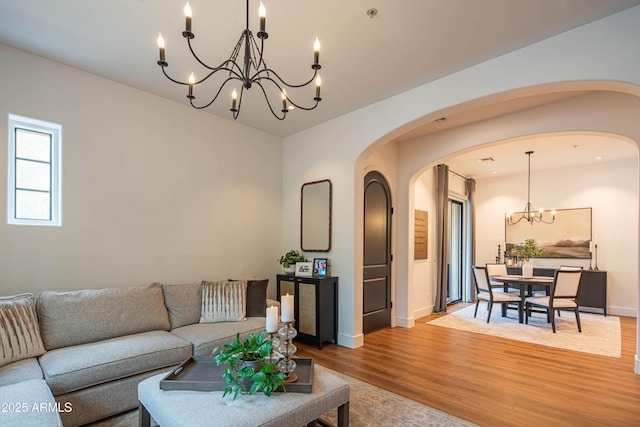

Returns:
199,280,246,323
0,379,63,426
245,279,269,317
171,317,267,357
0,293,46,367
0,358,43,387
160,282,201,329
37,284,171,350
38,330,191,395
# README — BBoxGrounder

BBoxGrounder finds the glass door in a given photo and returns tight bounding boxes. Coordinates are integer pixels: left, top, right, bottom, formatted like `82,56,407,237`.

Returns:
448,200,464,303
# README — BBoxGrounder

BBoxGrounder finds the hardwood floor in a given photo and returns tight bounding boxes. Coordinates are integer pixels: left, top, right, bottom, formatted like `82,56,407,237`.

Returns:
296,305,640,426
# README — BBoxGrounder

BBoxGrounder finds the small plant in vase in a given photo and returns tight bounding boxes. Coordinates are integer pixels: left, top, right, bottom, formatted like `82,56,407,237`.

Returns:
212,331,285,400
511,238,543,277
277,249,306,274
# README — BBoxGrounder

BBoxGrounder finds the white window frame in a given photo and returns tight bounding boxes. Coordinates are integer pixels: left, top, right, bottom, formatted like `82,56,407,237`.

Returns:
7,114,62,226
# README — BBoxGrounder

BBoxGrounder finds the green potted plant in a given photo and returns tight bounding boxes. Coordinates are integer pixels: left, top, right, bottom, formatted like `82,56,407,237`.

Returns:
511,238,543,278
277,249,306,274
212,331,285,400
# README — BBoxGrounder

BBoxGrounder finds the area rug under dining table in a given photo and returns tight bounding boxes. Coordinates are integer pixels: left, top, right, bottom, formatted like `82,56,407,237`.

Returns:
427,305,621,358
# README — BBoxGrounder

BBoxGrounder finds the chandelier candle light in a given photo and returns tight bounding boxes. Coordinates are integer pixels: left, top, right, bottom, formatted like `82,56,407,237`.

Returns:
156,0,322,120
506,151,556,225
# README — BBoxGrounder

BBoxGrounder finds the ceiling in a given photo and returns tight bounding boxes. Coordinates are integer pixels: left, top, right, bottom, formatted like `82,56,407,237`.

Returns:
1,0,639,139
444,131,638,181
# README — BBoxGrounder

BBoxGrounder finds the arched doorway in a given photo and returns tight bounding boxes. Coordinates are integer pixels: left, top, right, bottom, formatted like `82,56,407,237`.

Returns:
363,171,392,334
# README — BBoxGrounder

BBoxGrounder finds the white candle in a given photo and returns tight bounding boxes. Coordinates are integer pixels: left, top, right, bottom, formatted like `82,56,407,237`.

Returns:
281,293,294,322
266,305,278,333
589,241,593,253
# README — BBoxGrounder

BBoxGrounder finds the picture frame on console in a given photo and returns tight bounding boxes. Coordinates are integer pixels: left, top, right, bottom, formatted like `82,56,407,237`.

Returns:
313,258,328,276
295,262,313,277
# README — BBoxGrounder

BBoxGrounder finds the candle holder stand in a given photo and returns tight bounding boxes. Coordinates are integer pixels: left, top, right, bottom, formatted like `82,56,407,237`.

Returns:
594,244,599,271
276,321,298,383
588,252,593,271
265,332,282,365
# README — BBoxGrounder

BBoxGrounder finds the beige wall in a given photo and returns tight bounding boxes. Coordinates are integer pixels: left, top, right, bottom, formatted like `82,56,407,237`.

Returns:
0,43,283,296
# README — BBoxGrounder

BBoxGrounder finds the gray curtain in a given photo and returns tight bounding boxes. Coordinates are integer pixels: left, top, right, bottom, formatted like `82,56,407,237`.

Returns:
434,164,449,313
465,178,477,302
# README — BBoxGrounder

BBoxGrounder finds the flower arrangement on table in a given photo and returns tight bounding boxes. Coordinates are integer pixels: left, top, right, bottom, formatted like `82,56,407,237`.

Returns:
511,238,543,260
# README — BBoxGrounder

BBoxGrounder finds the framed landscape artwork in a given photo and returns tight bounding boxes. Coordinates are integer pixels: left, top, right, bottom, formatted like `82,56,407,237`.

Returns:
505,207,592,259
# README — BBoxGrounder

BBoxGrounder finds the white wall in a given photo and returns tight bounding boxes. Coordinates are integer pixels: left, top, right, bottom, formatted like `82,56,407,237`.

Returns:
412,170,437,318
478,158,637,316
0,43,283,296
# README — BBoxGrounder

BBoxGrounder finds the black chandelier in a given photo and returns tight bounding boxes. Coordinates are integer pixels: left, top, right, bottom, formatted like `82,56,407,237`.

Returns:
506,151,556,225
156,0,322,120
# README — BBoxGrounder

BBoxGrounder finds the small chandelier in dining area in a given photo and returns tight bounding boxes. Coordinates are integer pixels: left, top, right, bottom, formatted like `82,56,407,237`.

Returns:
155,0,322,120
506,151,556,225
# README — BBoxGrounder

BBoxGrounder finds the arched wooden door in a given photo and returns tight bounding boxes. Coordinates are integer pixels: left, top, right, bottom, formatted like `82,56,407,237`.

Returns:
363,171,392,334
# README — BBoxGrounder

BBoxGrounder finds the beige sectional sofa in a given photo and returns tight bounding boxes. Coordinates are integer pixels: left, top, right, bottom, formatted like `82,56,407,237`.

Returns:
0,280,275,426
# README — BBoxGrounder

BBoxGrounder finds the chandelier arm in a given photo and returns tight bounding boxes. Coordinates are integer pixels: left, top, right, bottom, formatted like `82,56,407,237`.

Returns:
191,64,243,86
253,33,268,72
507,216,527,225
186,33,248,81
253,67,318,89
253,76,320,111
253,81,286,120
186,35,242,75
189,77,238,110
284,97,320,111
161,67,189,86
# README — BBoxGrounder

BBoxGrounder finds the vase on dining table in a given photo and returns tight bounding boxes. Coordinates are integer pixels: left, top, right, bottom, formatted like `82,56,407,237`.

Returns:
522,259,534,278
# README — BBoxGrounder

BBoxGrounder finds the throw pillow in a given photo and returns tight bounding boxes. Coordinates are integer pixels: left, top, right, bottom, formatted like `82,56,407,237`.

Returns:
245,279,269,317
229,277,268,318
0,294,46,368
160,282,202,329
200,280,247,323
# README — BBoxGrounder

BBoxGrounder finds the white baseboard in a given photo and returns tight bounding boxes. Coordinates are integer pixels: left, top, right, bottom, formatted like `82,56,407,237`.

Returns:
413,305,434,320
395,315,415,328
608,306,638,318
337,332,364,349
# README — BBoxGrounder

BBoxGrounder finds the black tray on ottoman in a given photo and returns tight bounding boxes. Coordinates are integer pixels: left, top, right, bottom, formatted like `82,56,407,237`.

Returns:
159,356,314,393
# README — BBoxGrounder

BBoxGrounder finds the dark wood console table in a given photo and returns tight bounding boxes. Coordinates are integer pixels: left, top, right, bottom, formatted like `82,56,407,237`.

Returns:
276,274,338,349
506,267,607,315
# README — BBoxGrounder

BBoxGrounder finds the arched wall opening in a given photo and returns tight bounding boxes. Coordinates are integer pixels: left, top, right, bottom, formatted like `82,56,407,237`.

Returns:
354,86,640,371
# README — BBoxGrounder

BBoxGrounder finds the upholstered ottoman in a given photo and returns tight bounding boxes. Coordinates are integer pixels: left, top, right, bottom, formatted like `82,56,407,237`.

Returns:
138,364,350,427
0,379,63,426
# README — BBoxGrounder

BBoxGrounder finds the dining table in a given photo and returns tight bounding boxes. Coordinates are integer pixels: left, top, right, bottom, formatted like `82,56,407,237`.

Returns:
489,274,554,323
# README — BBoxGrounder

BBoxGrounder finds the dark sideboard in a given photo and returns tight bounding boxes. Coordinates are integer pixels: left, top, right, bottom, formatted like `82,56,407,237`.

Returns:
506,267,607,315
276,274,338,349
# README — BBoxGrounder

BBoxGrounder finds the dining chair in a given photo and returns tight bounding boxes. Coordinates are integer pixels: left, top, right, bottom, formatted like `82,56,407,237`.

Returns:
472,266,523,323
485,263,518,292
524,270,583,333
554,265,584,316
